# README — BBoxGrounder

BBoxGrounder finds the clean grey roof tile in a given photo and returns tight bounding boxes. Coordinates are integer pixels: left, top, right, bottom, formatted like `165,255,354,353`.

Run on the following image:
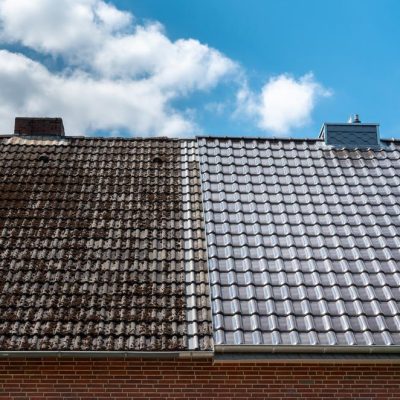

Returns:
200,137,400,347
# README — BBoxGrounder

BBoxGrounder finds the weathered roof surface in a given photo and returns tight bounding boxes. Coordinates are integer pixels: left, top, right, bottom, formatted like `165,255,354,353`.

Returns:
199,137,400,347
0,136,212,351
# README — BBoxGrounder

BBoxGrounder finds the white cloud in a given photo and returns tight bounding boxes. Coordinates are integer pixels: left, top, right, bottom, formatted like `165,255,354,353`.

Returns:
0,50,194,136
0,0,132,57
0,0,237,136
95,1,132,32
237,73,332,134
92,27,235,93
0,0,331,137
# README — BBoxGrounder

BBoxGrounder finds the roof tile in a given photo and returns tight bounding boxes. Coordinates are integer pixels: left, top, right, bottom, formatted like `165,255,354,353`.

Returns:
0,137,212,351
200,137,400,347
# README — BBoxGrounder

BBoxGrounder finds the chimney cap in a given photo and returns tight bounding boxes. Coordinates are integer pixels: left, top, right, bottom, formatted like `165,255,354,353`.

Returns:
14,117,65,137
348,114,361,124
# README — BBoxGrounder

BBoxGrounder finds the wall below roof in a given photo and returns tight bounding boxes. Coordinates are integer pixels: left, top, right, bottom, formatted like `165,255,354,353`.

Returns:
1,357,400,398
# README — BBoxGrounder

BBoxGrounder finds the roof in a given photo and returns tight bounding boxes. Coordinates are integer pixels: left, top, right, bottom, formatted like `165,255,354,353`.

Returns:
199,137,400,347
2,131,400,354
0,136,211,351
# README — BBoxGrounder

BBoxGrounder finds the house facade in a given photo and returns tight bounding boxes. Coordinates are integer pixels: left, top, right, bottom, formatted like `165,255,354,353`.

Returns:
1,117,400,398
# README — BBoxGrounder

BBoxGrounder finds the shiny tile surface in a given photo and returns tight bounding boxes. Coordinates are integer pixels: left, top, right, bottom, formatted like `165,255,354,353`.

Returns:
200,137,400,346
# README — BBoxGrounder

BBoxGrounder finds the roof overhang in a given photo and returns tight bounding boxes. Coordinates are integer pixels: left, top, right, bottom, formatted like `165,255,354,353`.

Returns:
214,345,400,363
0,351,213,359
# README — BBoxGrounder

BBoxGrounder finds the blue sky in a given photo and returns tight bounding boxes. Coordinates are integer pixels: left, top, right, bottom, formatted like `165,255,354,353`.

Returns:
0,0,398,138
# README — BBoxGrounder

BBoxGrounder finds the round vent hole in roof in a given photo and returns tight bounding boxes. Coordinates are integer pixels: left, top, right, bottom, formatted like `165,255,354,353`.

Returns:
153,156,163,163
38,154,50,163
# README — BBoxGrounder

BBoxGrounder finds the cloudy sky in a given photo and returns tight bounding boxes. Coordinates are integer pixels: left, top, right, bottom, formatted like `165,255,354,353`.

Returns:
0,0,398,137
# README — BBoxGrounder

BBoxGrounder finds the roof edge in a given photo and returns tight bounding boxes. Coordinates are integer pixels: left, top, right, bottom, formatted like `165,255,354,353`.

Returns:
1,134,399,142
215,345,400,363
0,134,192,141
214,352,400,363
0,351,213,359
215,345,400,354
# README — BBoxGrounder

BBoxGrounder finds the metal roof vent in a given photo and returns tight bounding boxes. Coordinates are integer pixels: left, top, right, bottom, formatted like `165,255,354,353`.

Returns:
320,115,380,149
14,117,65,137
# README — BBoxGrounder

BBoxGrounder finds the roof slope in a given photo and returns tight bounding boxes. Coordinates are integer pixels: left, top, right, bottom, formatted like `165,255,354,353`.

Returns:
0,136,211,351
199,137,400,347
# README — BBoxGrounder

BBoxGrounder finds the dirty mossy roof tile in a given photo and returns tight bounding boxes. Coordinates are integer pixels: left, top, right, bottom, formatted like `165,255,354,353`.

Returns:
0,136,212,351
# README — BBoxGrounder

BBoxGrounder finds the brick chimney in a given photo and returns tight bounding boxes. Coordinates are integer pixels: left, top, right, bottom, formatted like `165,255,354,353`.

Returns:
14,117,65,137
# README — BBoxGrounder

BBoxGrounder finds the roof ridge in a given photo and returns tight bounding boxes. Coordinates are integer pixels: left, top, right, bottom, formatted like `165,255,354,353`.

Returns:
0,135,193,141
1,134,400,142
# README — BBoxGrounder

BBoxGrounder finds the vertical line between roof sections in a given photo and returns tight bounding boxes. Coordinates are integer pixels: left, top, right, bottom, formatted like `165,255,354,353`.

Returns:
181,141,199,351
196,137,217,350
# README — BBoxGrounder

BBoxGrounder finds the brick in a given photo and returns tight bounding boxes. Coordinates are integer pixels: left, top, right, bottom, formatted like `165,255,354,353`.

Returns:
1,358,400,399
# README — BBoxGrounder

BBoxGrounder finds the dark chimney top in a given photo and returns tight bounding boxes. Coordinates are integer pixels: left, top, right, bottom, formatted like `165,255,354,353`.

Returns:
14,117,65,137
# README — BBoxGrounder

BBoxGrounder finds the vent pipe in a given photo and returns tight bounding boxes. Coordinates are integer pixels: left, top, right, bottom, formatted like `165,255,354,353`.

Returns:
348,114,361,124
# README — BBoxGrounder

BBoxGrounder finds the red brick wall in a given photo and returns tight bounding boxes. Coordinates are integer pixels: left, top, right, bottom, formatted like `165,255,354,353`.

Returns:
0,357,399,399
